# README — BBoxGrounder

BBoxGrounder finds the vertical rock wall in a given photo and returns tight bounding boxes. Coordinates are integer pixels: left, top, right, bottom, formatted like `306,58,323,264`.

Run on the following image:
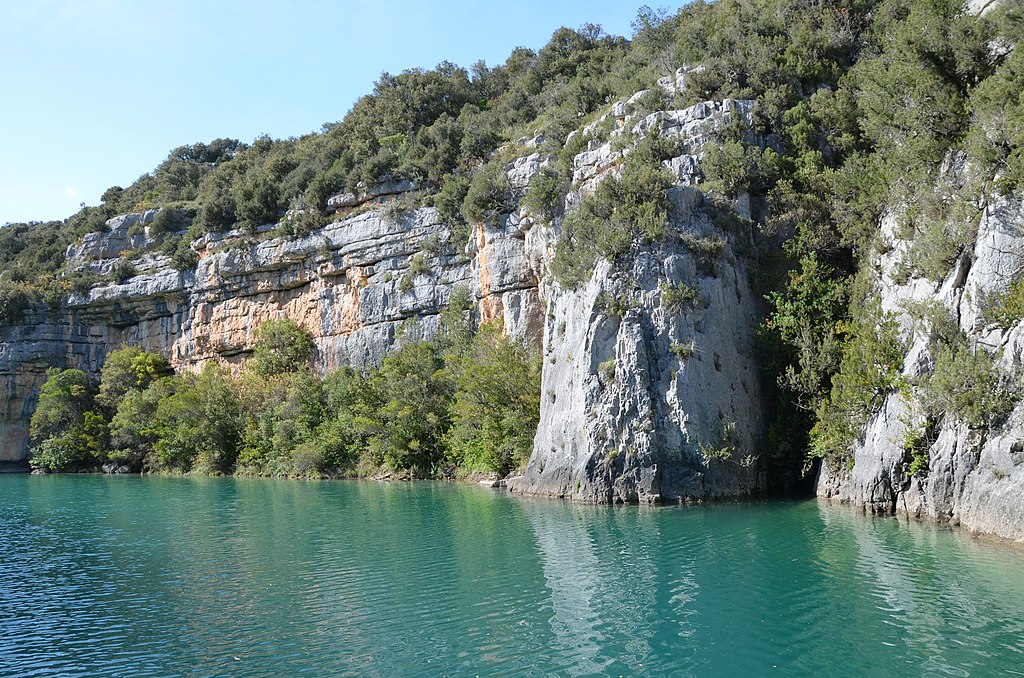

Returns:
817,194,1024,542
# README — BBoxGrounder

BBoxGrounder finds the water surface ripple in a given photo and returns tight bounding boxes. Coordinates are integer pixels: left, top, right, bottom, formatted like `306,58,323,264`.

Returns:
1,476,1023,676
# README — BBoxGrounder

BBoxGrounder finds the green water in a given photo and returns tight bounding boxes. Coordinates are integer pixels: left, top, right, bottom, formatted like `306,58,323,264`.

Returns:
1,476,1023,676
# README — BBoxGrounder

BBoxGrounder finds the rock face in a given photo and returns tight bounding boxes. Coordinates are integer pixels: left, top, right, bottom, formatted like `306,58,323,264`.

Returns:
510,98,766,503
817,193,1024,543
0,206,542,463
1,93,767,504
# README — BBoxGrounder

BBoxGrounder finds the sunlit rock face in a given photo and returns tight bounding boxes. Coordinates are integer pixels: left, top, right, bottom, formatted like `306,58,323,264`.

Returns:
817,194,1024,543
510,97,766,503
2,94,767,504
0,202,543,464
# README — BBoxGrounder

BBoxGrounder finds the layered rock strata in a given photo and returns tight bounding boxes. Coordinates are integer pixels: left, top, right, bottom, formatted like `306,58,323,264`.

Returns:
2,93,768,505
0,205,541,462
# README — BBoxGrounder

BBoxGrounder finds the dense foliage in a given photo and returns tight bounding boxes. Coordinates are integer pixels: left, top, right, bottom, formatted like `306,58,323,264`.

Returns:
30,305,541,478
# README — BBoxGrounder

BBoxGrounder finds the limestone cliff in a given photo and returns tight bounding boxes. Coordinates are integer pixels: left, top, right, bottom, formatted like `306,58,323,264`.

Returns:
817,192,1024,542
510,96,766,503
1,81,770,505
0,198,541,463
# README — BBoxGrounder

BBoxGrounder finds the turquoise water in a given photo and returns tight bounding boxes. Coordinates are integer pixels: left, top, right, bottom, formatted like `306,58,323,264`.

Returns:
1,476,1023,676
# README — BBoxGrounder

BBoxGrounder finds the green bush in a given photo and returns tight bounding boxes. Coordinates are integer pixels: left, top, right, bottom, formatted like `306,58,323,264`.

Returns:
900,419,933,477
355,341,452,475
250,318,315,376
110,259,137,283
29,368,106,471
669,341,696,360
809,300,907,461
434,173,470,226
660,280,697,311
551,139,675,288
445,322,541,476
595,291,634,318
170,241,199,270
984,276,1024,329
462,158,514,223
524,166,567,221
98,346,172,408
0,279,33,325
765,253,849,399
923,342,1017,429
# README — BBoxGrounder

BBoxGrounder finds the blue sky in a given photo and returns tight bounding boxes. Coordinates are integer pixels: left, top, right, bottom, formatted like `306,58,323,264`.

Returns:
0,0,654,224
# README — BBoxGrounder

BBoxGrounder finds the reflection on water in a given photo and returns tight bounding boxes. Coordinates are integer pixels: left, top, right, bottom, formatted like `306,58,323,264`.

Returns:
521,501,667,675
1,476,1023,676
818,503,1024,677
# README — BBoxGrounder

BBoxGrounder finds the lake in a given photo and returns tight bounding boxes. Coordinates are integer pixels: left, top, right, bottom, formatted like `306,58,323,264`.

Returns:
1,475,1023,676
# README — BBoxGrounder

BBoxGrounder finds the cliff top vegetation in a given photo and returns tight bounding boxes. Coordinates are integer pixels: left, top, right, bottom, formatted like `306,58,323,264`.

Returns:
7,0,1024,475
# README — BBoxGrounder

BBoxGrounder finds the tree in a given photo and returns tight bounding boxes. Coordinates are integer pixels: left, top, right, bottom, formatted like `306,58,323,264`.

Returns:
355,341,453,474
446,322,541,476
109,376,180,470
250,318,315,376
29,368,105,471
98,346,172,408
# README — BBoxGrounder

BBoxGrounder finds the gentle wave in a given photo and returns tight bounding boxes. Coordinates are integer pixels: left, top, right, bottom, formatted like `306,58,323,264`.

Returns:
2,476,1024,676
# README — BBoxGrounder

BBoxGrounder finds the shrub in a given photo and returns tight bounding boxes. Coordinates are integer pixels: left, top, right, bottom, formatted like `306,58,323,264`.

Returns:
0,279,33,325
923,342,1016,429
461,158,514,223
660,280,697,310
29,368,106,471
409,252,431,276
170,241,199,270
110,259,137,283
595,291,634,318
809,300,907,461
551,141,675,287
30,368,94,443
699,420,738,464
897,213,973,283
434,173,470,231
701,140,782,197
984,275,1024,329
669,341,696,360
900,419,933,478
250,318,315,376
765,253,849,400
357,341,452,475
524,166,567,221
149,208,190,243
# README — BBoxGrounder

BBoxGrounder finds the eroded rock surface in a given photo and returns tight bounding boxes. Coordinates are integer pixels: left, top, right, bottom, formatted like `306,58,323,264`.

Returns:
817,194,1024,542
510,98,766,503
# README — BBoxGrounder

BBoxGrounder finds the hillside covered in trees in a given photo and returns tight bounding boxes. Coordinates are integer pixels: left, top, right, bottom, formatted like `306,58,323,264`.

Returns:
6,0,1024,501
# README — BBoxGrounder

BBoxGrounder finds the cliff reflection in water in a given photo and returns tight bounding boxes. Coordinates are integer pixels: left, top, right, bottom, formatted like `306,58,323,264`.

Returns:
2,477,1024,677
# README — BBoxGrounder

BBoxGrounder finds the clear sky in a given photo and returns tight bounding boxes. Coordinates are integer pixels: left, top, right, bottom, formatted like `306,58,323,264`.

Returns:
0,0,655,225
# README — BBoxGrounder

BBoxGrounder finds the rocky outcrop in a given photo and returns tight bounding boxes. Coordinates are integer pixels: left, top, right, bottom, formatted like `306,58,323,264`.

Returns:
326,180,420,213
0,204,542,463
510,98,766,503
817,194,1024,543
